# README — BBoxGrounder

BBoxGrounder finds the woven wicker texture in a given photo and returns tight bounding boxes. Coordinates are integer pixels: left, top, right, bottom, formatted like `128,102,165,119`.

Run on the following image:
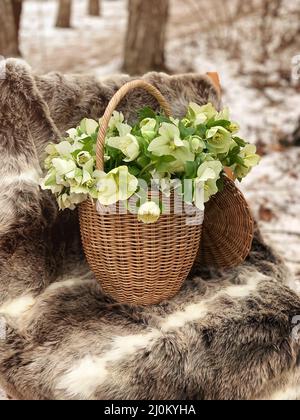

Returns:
195,176,254,269
79,80,201,305
79,194,201,305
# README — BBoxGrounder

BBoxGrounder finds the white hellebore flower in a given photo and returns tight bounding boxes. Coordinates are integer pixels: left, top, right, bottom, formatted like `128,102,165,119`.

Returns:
97,166,138,206
206,126,232,155
140,118,157,140
148,123,184,155
233,144,261,179
107,122,140,162
45,143,58,156
55,141,73,157
190,136,205,153
66,128,78,140
193,160,223,210
76,151,92,166
57,193,87,211
216,106,230,121
40,169,64,194
187,102,218,125
138,201,161,224
52,158,77,176
148,123,195,172
107,111,125,131
80,118,99,135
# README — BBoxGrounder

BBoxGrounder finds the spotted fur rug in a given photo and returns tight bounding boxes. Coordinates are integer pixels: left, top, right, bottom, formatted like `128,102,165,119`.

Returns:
0,59,299,400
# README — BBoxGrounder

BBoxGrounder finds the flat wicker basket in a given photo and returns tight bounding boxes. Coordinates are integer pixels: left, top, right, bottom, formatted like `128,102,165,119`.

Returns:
195,175,254,269
79,80,201,305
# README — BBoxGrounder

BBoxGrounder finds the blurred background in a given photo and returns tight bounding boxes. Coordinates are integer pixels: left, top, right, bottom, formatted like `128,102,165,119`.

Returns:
0,0,300,285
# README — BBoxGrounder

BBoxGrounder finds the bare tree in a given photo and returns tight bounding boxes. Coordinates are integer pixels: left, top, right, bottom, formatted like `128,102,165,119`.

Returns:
0,0,20,57
281,119,300,147
123,0,169,75
293,120,300,146
257,0,283,63
88,0,101,16
56,0,72,28
12,0,23,56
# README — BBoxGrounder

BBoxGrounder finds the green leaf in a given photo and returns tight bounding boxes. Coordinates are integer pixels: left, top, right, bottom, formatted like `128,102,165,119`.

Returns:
230,146,240,156
179,121,196,138
233,137,247,147
195,154,204,166
128,166,141,176
222,157,231,166
80,137,96,154
235,156,247,167
195,124,207,138
156,115,171,124
158,155,177,163
90,132,98,143
137,155,151,168
156,155,176,172
139,172,152,184
185,161,197,178
207,119,231,129
131,125,142,137
138,106,157,121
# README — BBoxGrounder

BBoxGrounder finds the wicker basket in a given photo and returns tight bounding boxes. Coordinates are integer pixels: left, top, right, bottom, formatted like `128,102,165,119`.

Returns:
79,80,201,305
195,175,254,270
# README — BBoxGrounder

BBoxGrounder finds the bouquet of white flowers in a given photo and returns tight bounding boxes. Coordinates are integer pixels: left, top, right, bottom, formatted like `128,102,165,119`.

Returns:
40,102,260,223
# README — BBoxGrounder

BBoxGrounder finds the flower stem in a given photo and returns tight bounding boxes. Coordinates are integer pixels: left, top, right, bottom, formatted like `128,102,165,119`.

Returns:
140,162,155,176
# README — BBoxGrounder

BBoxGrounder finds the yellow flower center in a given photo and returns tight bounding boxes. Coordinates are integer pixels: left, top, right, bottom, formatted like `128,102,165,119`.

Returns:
169,140,176,151
85,179,96,188
214,133,222,142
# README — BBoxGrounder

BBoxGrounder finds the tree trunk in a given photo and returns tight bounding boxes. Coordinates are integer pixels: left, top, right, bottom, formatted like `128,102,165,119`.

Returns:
280,119,300,147
56,0,72,28
123,0,169,75
12,0,23,56
290,120,300,146
88,0,101,16
0,0,20,57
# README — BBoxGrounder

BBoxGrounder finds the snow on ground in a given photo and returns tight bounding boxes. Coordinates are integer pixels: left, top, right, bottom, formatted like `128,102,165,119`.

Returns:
168,37,300,149
240,148,300,292
21,0,126,73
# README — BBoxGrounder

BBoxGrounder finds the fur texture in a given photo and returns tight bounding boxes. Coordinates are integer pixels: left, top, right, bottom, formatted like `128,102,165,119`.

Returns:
0,59,299,400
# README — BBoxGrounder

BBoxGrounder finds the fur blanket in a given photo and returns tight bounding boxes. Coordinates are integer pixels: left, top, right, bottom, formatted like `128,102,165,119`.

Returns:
0,59,299,400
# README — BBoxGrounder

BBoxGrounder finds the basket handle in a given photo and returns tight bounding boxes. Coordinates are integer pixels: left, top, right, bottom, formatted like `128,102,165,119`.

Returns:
96,80,173,170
